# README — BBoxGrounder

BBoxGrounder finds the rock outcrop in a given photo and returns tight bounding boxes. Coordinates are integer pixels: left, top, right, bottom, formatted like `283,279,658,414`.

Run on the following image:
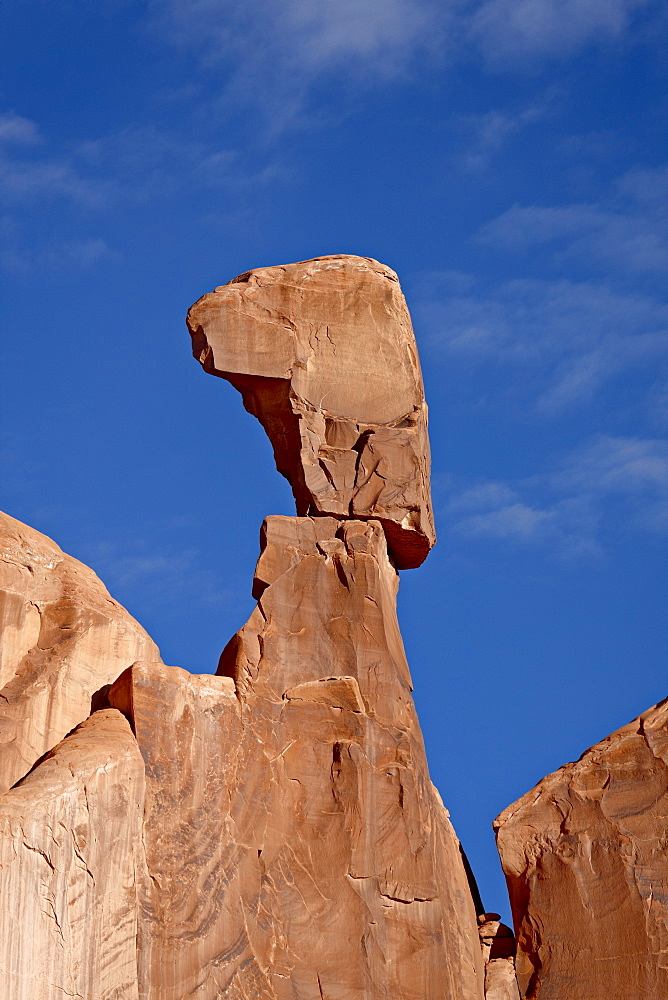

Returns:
9,252,664,1000
495,698,668,1000
0,511,159,793
186,255,435,569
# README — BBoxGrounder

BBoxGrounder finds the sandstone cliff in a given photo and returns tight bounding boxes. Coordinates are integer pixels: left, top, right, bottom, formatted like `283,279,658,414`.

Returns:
495,698,668,1000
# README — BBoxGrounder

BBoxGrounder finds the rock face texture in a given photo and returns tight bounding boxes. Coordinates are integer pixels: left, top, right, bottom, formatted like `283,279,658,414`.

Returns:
0,511,159,793
186,255,435,569
495,698,668,1000
0,708,146,1000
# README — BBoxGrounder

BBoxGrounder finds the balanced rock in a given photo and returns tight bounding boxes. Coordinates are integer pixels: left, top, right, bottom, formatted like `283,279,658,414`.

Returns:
0,511,159,792
187,255,435,569
495,698,668,1000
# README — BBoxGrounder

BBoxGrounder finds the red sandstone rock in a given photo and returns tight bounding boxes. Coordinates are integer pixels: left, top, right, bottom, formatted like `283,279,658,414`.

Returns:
495,698,668,1000
108,516,484,999
186,255,435,569
0,511,160,793
0,709,146,999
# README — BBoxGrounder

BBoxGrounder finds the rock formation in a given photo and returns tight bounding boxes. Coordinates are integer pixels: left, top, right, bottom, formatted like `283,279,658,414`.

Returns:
186,255,435,570
495,698,668,1000
8,252,661,998
0,255,499,999
0,511,159,793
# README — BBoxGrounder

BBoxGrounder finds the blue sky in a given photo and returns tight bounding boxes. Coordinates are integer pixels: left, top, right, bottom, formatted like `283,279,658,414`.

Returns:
2,0,666,919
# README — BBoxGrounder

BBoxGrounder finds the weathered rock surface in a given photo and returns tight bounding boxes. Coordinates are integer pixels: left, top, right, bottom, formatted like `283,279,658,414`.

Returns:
495,698,668,1000
0,510,160,792
0,708,146,1000
187,255,435,569
108,516,484,999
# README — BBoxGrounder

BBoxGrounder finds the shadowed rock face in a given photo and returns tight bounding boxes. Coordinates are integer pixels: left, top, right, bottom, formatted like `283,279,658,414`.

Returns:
495,698,668,1000
186,255,435,569
0,510,160,793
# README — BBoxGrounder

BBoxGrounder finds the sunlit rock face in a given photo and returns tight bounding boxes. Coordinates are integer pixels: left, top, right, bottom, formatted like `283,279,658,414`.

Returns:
495,698,668,1000
186,255,435,569
0,510,159,793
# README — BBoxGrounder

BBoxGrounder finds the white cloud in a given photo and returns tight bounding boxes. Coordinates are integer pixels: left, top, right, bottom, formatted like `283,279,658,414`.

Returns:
0,112,42,146
149,0,659,113
419,275,668,412
441,435,667,558
550,435,668,530
475,164,668,276
148,0,447,131
470,0,649,63
476,200,668,276
0,112,281,272
0,156,107,207
154,0,438,69
85,539,234,611
453,98,552,170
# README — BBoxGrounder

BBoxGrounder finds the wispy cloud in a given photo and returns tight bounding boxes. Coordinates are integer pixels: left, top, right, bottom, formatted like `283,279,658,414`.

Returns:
439,435,668,558
148,0,661,132
0,111,43,146
476,164,668,280
418,163,668,414
470,0,651,63
476,199,668,276
452,97,553,170
149,0,445,132
419,275,667,412
0,111,280,272
84,538,235,612
0,230,113,274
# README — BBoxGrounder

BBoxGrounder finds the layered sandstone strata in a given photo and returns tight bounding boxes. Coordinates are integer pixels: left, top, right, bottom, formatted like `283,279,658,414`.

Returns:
186,255,435,569
107,516,485,999
0,511,159,793
495,698,668,1000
